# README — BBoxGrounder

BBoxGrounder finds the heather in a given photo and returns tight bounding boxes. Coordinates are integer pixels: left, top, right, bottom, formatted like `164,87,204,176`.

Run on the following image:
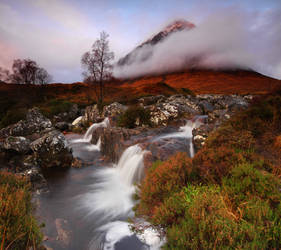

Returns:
135,89,281,249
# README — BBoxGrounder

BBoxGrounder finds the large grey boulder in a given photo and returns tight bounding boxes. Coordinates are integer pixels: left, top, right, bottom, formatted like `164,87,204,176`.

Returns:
0,107,52,138
30,130,73,168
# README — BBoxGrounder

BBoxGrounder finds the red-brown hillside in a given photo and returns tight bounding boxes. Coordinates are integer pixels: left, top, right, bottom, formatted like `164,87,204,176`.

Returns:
0,70,280,107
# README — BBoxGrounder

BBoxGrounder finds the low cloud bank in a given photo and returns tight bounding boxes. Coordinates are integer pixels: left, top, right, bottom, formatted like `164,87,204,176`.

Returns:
114,8,281,80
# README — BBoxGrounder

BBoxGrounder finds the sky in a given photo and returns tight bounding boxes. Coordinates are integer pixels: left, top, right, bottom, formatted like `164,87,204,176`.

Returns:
0,0,281,82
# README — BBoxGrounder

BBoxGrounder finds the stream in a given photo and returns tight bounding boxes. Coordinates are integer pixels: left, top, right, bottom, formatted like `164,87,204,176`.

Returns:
35,119,200,250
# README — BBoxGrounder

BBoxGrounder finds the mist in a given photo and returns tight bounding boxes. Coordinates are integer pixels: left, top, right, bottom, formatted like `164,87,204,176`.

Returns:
114,8,281,80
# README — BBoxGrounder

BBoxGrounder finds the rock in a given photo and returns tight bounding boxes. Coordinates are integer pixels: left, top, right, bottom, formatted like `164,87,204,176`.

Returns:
139,95,165,106
2,136,31,154
53,104,81,123
103,102,127,117
103,102,127,126
81,102,127,126
91,127,142,163
81,104,102,124
21,166,47,190
148,95,201,126
30,130,73,168
199,100,214,114
192,124,214,150
54,122,70,131
149,103,179,126
0,108,52,139
72,116,83,126
55,218,72,247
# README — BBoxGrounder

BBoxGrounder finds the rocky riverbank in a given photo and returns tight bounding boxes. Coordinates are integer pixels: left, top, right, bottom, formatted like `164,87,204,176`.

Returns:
0,94,252,190
0,108,73,189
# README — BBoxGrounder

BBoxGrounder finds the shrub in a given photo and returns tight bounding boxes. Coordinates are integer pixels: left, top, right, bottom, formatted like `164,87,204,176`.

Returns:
40,99,73,118
165,184,281,249
0,108,27,128
0,171,43,249
222,163,281,207
192,146,244,183
136,153,193,217
117,105,151,128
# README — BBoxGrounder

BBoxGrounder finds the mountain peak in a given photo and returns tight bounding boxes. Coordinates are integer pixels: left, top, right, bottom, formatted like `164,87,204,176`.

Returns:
162,19,195,35
141,19,195,46
117,19,195,66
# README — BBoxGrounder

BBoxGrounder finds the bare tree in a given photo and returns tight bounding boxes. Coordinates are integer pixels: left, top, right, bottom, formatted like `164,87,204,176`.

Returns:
81,31,114,106
8,59,52,84
36,67,52,84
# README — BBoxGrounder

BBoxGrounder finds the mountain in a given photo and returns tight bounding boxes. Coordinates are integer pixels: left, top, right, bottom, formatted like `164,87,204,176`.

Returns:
117,20,195,66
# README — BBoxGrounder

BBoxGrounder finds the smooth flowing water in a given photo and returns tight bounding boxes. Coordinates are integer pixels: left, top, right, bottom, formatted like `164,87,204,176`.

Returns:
36,118,199,250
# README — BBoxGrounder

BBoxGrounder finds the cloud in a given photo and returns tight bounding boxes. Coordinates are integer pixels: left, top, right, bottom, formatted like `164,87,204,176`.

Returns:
0,1,98,82
0,0,281,82
114,7,281,80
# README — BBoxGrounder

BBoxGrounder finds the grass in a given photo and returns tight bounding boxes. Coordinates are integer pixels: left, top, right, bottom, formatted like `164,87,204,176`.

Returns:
135,88,281,249
0,171,43,250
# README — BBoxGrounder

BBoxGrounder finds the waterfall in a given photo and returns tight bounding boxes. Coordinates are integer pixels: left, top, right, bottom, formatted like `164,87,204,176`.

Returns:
80,144,145,221
83,117,109,142
69,117,109,145
116,145,145,186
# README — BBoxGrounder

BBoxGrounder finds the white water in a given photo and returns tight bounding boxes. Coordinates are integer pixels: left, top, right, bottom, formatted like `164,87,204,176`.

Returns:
81,145,145,221
70,118,109,145
84,118,109,142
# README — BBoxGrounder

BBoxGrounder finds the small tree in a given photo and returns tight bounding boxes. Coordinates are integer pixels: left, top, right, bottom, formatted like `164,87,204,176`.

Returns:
81,31,114,107
36,67,52,85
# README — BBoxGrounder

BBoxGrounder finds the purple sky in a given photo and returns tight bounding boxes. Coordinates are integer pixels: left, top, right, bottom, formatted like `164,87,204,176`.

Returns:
0,0,281,82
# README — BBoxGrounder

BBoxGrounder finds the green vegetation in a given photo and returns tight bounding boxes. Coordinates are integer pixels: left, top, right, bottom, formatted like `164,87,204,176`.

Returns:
0,171,43,250
135,90,281,249
118,105,151,128
40,98,73,118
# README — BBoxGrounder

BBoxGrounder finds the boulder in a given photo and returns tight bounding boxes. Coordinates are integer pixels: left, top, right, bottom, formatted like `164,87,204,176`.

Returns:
192,124,214,150
91,127,142,163
103,102,127,117
0,107,52,139
148,95,200,126
81,104,102,124
30,130,73,168
2,136,31,154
